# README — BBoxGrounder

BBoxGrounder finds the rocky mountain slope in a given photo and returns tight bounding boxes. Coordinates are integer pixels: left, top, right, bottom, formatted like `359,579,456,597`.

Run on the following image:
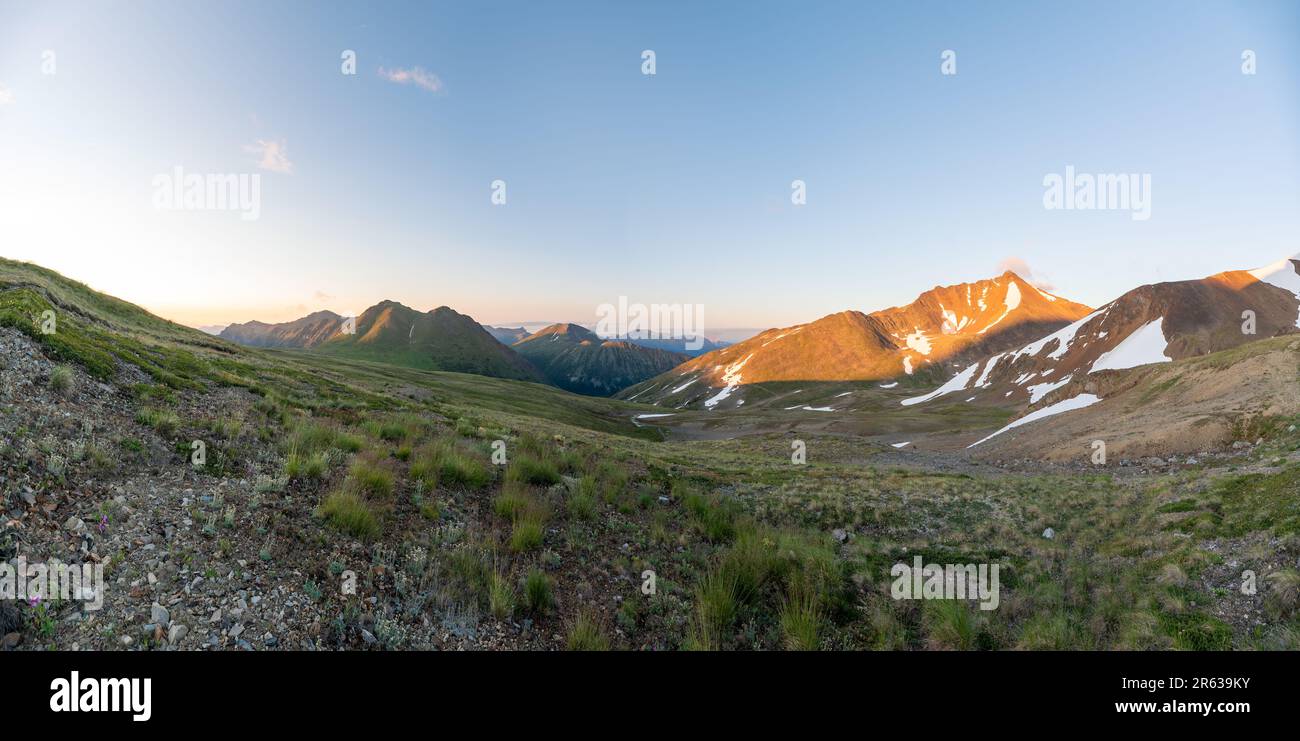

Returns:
511,323,688,396
898,259,1300,411
894,256,1300,455
619,271,1091,410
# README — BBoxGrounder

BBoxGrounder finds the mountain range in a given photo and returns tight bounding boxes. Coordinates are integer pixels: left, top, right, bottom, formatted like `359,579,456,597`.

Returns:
510,323,688,396
221,304,693,395
618,271,1093,408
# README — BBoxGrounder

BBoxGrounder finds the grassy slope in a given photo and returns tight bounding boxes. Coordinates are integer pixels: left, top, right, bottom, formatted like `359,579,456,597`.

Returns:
6,256,1300,650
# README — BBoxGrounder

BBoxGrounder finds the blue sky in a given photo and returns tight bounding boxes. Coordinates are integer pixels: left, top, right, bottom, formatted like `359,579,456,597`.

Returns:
1,0,1297,330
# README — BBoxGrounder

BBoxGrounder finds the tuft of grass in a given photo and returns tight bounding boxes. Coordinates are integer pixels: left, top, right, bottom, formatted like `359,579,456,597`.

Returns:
566,608,610,651
319,491,380,540
567,486,597,520
690,570,739,648
345,456,394,500
49,365,74,396
923,599,983,650
488,571,516,620
510,511,546,552
492,484,533,521
683,490,738,543
1265,569,1300,620
523,568,554,615
411,439,490,489
135,407,179,436
506,454,561,487
284,448,329,481
778,580,823,650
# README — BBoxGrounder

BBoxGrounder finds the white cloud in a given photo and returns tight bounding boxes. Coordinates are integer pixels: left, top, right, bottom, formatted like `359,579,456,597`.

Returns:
0,86,14,105
377,66,443,94
997,256,1055,292
245,139,293,174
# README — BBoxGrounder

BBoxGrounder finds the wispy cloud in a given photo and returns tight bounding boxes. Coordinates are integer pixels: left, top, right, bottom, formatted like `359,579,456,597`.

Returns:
245,139,293,174
0,85,14,105
377,66,443,94
997,256,1055,292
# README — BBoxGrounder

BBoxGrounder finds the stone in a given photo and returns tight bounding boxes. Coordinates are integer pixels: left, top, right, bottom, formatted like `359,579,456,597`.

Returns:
168,623,188,645
63,516,84,532
150,603,170,629
1042,527,1055,539
832,528,849,543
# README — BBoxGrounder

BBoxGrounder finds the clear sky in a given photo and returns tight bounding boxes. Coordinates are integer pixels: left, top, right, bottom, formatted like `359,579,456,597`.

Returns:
1,0,1297,331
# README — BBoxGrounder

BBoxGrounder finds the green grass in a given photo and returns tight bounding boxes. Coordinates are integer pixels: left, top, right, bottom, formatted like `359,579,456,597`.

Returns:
510,512,546,552
488,571,516,620
135,407,180,436
284,449,329,481
779,580,823,650
319,491,380,540
49,365,74,396
410,439,490,489
566,609,610,651
506,453,561,487
345,456,394,500
523,568,554,615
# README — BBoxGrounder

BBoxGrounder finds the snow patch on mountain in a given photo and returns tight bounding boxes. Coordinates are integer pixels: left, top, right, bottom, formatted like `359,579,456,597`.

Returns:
1026,374,1072,404
904,329,932,355
974,353,1003,388
703,353,754,409
978,282,1021,335
1090,318,1171,373
968,393,1102,448
1011,307,1107,362
900,362,980,406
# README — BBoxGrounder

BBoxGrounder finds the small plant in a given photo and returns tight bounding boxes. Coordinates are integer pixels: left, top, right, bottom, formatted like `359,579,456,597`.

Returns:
492,484,533,521
568,475,598,520
691,570,738,647
303,579,323,602
506,454,561,487
50,365,74,397
346,456,394,500
566,608,610,651
488,571,515,620
320,491,380,540
523,568,554,615
778,580,823,651
510,512,545,552
135,407,180,436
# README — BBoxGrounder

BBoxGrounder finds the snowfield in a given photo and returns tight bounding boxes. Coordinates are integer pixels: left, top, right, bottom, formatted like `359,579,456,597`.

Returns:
1025,374,1072,404
900,362,979,406
968,393,1102,448
1090,318,1171,373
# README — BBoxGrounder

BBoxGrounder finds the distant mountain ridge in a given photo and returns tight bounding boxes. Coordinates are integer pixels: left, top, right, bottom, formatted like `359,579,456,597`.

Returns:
619,271,1092,409
511,323,689,396
483,323,729,357
222,310,345,349
221,302,544,382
